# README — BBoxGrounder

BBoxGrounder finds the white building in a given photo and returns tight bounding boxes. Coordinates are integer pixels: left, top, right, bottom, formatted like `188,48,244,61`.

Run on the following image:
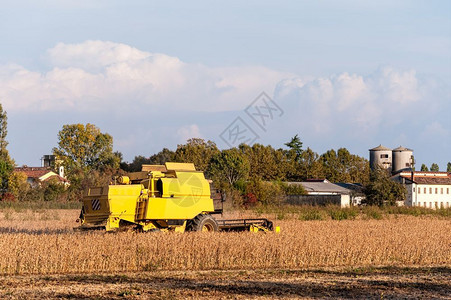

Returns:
285,179,352,207
392,171,451,209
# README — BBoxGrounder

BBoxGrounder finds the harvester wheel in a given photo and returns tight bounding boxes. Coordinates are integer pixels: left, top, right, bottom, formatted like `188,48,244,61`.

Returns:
187,214,219,232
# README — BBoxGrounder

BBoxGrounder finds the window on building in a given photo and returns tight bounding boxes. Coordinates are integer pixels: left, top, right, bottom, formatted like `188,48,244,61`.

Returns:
418,202,421,207
430,187,432,194
413,187,415,192
405,163,410,167
435,188,438,194
447,188,449,194
380,154,389,159
418,188,421,194
424,187,427,194
429,202,432,208
441,188,443,194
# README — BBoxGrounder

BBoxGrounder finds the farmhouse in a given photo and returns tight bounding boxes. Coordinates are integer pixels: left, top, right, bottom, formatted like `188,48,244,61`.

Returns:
14,166,68,187
391,171,451,209
285,179,353,207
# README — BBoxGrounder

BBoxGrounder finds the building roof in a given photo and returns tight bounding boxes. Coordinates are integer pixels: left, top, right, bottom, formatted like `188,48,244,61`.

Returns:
335,182,365,194
396,171,451,185
392,146,413,152
411,177,451,185
369,144,391,151
286,181,351,195
14,167,68,183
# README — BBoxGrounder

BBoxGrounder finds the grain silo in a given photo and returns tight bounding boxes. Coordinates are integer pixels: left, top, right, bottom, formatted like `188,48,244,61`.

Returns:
392,146,413,174
369,145,392,171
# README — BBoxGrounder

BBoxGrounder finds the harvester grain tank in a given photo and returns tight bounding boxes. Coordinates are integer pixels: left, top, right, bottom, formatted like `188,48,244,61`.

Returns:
77,162,275,232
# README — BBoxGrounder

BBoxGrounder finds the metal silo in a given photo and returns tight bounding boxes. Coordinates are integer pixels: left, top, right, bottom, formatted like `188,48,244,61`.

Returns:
369,145,392,171
392,146,413,174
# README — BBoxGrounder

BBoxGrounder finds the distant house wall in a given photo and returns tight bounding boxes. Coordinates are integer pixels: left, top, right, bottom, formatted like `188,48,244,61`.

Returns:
410,183,451,209
285,194,350,207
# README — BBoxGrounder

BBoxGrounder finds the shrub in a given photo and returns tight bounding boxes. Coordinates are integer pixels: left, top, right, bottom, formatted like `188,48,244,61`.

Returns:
243,192,258,208
42,179,67,202
299,209,324,221
0,192,15,202
328,208,348,220
245,179,285,206
280,182,307,195
363,206,383,220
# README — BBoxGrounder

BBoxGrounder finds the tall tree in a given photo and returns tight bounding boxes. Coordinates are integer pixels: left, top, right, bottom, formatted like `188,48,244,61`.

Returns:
364,168,406,206
0,104,14,192
320,149,342,182
285,134,303,162
420,164,429,172
447,162,451,173
123,155,151,172
53,123,119,173
299,147,324,180
175,138,219,172
430,163,439,172
318,148,369,184
149,148,176,165
208,148,250,189
239,143,288,181
0,104,9,159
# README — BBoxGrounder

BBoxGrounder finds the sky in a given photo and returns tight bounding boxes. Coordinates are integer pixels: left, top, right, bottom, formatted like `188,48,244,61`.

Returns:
0,0,450,170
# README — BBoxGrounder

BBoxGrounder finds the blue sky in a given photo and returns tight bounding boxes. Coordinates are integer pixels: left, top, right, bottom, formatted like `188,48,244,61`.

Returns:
1,1,450,169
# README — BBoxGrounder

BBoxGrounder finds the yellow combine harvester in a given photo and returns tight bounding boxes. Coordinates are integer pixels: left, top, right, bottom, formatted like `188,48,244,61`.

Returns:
77,162,274,232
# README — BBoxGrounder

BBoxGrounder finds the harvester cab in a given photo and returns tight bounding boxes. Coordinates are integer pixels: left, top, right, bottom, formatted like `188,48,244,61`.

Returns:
77,162,274,233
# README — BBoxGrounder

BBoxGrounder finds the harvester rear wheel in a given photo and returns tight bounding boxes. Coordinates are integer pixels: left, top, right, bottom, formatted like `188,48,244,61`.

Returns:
187,214,219,232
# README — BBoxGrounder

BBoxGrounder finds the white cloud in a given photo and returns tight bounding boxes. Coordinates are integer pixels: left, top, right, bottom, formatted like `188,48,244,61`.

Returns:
47,40,152,71
274,66,429,134
369,67,419,104
177,124,202,143
1,40,448,168
0,40,291,114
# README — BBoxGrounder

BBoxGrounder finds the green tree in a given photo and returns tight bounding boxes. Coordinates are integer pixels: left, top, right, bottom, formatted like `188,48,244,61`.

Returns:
208,148,250,189
149,148,176,165
319,148,370,184
121,148,176,172
364,168,406,206
7,171,29,201
0,104,14,193
284,134,306,181
447,162,451,173
420,164,429,171
53,123,119,173
285,134,303,162
124,155,151,172
175,138,219,172
239,143,288,181
430,163,439,172
245,179,285,206
300,147,324,180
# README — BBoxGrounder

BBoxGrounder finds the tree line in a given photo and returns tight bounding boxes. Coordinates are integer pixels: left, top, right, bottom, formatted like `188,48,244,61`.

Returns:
1,103,449,206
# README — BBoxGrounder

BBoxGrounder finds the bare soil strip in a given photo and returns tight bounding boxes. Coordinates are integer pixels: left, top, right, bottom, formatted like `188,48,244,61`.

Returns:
1,267,450,299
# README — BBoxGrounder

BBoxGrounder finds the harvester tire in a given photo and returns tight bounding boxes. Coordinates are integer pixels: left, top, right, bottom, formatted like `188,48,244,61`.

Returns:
187,214,219,232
